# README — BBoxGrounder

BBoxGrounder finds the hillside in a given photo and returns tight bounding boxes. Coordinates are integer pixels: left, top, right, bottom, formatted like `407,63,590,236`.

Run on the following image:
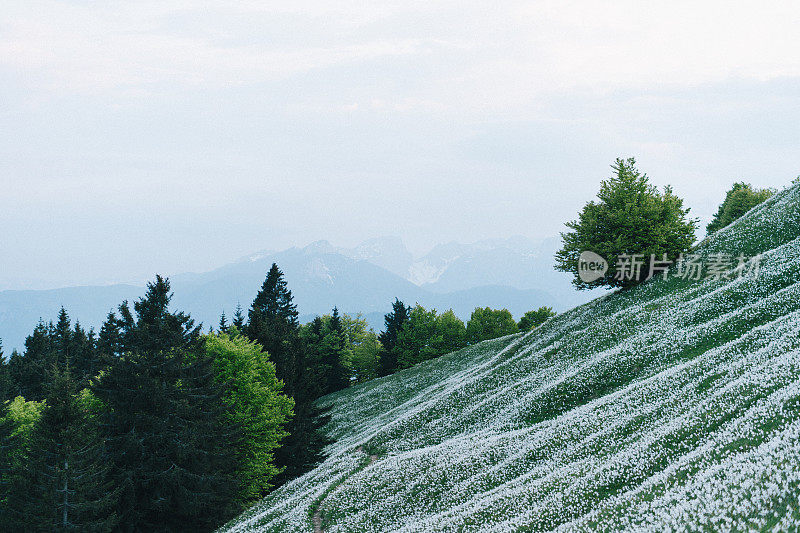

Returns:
223,182,800,532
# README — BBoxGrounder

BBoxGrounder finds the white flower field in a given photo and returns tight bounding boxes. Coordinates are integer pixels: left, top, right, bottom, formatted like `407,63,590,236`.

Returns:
224,182,800,532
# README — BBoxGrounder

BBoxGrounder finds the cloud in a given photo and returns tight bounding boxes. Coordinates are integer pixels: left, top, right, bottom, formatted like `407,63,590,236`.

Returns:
3,0,799,109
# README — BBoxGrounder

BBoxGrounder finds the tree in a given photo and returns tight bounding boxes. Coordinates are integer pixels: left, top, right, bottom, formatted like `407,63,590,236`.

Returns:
393,307,467,370
555,157,697,289
0,396,21,519
395,305,439,369
11,321,53,400
92,277,238,530
245,264,333,485
517,307,556,331
466,307,518,344
7,310,101,402
342,314,381,383
0,396,44,528
706,182,774,234
321,308,351,394
377,299,410,376
432,310,467,356
0,341,10,402
232,303,246,330
199,333,293,505
247,264,300,394
5,368,117,532
302,312,380,385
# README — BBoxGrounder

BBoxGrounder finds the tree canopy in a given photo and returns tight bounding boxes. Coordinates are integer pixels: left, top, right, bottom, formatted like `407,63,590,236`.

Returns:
517,307,556,331
555,158,697,290
706,182,774,234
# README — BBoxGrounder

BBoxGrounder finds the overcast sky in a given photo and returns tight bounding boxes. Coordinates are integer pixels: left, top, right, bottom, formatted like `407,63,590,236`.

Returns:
2,1,799,289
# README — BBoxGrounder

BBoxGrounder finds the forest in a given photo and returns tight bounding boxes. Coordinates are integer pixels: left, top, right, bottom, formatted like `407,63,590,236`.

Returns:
0,263,549,531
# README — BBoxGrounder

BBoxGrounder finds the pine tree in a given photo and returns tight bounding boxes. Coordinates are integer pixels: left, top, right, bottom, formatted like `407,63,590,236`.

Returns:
53,308,73,368
0,340,10,402
5,367,117,532
11,321,54,400
218,311,229,333
97,311,123,358
71,323,101,386
378,298,410,376
245,264,333,485
246,264,299,393
92,277,238,530
322,308,350,394
232,303,246,331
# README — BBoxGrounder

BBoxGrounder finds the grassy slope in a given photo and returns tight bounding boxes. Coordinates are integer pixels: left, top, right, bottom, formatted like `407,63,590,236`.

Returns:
224,183,800,532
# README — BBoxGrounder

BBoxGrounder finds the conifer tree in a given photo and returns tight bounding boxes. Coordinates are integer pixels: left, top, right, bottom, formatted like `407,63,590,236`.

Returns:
232,303,246,330
13,321,54,400
92,277,238,530
5,367,117,532
0,340,10,402
322,308,350,394
245,264,333,485
378,298,410,376
97,311,124,358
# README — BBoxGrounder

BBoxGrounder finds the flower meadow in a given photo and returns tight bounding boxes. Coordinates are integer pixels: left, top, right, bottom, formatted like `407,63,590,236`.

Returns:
223,183,800,532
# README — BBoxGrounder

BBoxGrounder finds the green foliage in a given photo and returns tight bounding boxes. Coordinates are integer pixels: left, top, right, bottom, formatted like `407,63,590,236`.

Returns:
245,263,333,485
465,307,518,344
93,277,239,531
555,157,698,290
517,307,556,331
5,395,44,439
396,306,467,370
0,396,40,517
340,314,381,384
4,368,118,531
706,182,774,234
200,333,293,506
396,305,439,369
378,299,411,376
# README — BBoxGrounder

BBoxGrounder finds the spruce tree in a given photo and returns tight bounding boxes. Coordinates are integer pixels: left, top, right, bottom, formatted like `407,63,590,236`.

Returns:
245,264,333,485
378,298,410,376
0,340,10,402
92,277,238,530
322,308,350,394
232,303,246,331
97,311,124,358
5,367,117,532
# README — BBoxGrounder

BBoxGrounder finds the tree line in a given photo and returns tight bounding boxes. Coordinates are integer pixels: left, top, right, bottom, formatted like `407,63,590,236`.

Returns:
0,263,552,531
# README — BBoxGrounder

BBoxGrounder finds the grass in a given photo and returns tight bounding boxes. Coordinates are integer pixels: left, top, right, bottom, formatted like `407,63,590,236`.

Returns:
222,181,800,532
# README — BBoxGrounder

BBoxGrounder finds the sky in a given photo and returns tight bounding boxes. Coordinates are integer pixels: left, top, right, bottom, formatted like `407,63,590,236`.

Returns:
1,1,799,290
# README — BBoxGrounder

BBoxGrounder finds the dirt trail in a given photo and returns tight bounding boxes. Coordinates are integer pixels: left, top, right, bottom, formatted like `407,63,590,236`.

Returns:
312,446,378,533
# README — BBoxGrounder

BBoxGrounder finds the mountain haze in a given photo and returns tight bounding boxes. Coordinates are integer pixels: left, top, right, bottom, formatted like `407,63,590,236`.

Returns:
0,237,586,352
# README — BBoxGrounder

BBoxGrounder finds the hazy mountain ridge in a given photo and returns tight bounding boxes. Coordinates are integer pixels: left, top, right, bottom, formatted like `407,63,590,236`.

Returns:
0,237,587,352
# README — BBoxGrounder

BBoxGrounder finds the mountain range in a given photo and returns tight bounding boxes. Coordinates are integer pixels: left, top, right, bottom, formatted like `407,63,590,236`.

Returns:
0,236,598,352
